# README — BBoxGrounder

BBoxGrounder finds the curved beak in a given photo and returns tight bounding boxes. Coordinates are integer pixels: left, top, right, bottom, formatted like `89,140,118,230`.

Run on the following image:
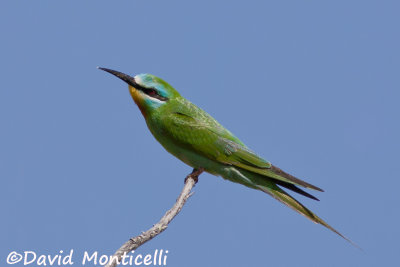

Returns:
97,67,138,88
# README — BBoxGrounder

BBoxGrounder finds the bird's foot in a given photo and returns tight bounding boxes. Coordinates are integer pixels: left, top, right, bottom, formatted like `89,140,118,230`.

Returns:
184,168,204,184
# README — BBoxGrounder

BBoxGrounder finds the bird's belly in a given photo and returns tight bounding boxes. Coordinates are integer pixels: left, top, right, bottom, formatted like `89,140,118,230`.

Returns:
147,120,261,189
161,140,221,175
146,118,225,175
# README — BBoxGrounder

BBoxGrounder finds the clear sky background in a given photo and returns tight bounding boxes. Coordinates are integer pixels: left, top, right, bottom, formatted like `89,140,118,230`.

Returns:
1,1,399,267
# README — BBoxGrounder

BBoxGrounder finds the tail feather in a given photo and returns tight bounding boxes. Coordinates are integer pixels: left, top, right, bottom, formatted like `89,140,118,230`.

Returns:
234,163,324,192
270,165,324,192
224,166,359,248
273,180,320,201
255,181,359,248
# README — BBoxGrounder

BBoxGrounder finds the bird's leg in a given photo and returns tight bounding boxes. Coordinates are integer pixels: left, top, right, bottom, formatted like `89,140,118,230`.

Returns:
184,168,204,184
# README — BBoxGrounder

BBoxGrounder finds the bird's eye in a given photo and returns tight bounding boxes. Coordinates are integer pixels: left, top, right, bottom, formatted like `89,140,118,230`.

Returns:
141,87,169,101
148,89,157,96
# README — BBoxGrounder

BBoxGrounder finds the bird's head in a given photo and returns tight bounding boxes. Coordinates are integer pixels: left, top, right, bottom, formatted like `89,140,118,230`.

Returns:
99,67,181,116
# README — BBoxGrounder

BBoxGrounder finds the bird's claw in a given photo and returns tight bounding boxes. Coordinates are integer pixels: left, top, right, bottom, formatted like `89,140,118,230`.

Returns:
184,168,204,184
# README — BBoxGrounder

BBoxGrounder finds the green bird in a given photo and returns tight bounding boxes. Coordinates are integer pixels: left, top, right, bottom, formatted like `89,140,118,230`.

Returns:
99,67,353,244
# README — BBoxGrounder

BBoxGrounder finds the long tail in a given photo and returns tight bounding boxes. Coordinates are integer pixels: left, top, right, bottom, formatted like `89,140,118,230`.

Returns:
232,168,359,248
258,181,359,247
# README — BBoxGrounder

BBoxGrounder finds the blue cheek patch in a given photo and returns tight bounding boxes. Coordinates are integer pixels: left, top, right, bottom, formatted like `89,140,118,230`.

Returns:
144,97,164,109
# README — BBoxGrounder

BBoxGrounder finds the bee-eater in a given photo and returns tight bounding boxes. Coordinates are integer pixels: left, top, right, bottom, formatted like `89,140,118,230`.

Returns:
99,67,352,244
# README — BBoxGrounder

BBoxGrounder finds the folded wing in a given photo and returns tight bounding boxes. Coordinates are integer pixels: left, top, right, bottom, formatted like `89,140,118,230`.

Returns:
163,109,322,193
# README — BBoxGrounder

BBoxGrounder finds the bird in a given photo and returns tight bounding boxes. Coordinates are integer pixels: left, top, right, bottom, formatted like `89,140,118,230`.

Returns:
99,67,355,245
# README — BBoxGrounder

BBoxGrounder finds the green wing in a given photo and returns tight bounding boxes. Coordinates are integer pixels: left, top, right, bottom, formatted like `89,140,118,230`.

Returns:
160,101,358,246
161,101,322,192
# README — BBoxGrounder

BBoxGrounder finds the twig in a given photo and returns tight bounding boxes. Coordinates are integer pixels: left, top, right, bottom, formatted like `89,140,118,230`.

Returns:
104,168,204,267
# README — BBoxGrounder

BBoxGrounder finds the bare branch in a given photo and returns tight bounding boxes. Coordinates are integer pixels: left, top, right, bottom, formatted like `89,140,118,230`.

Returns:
104,168,204,267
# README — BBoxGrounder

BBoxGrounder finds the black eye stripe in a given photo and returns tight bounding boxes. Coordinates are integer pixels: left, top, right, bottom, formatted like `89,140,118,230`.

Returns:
136,84,169,101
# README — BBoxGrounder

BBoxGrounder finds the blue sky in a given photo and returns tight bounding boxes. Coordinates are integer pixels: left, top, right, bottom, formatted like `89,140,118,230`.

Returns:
1,1,399,266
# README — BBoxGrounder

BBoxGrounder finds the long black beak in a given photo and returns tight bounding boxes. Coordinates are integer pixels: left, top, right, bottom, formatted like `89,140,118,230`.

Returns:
97,67,138,87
